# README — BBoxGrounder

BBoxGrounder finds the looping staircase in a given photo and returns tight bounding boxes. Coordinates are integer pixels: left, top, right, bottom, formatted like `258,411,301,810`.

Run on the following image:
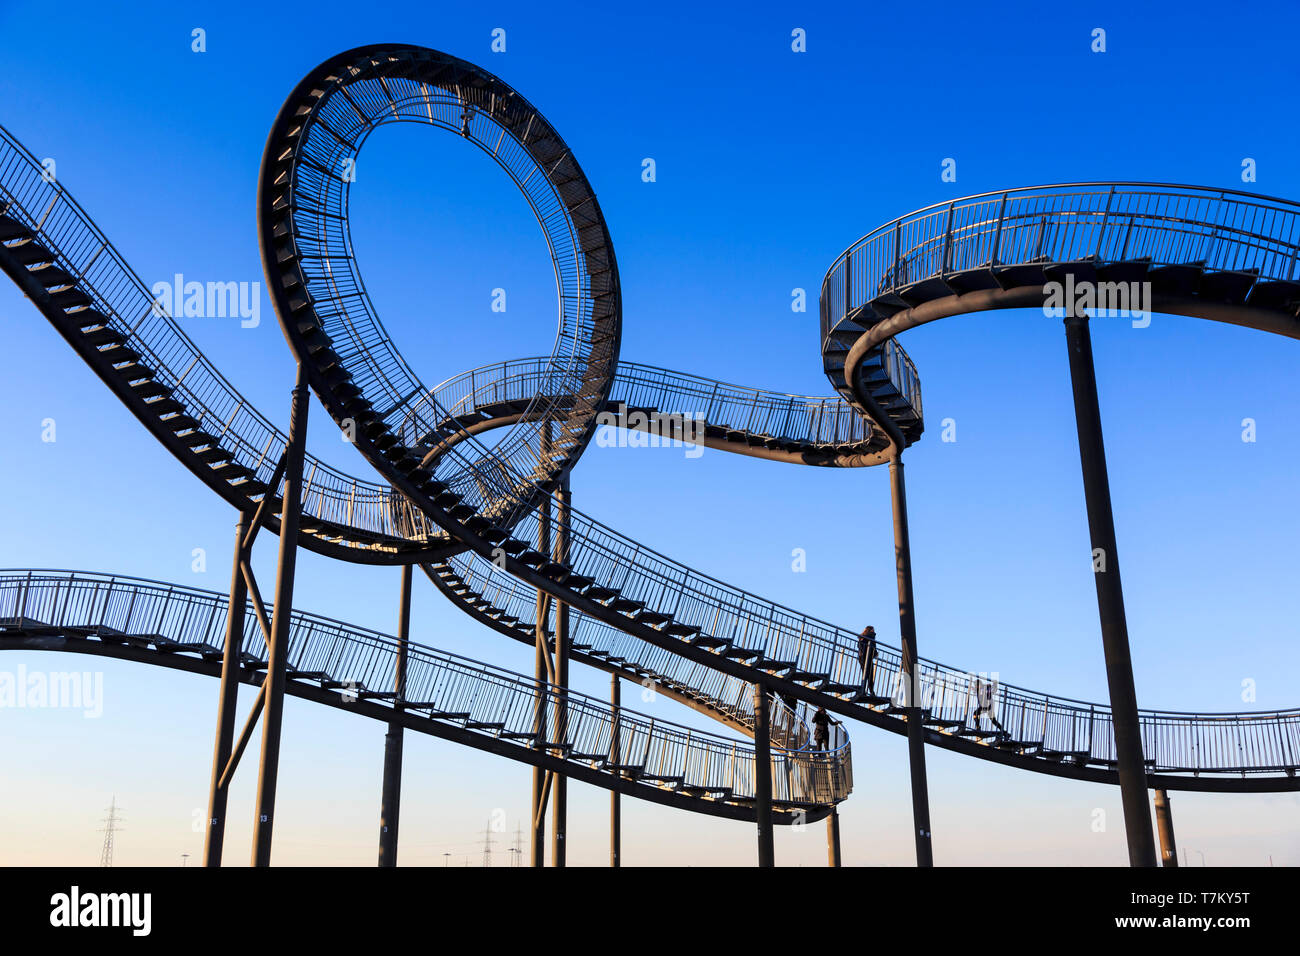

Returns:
4,64,1299,800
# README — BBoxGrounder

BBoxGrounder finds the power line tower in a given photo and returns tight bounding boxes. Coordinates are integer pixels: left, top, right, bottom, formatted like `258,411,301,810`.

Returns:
510,823,523,867
99,796,123,867
480,821,496,868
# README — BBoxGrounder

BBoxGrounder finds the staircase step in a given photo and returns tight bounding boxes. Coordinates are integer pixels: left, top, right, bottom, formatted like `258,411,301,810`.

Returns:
131,380,171,400
8,241,56,266
1246,278,1300,312
413,709,472,721
83,326,126,348
537,561,569,582
956,727,1008,740
689,633,730,650
51,288,93,311
0,215,34,241
1147,261,1204,296
923,716,965,729
196,447,234,464
1198,268,1258,304
31,263,77,288
606,764,644,777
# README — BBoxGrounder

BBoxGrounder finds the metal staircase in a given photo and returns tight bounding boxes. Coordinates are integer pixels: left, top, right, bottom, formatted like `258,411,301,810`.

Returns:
4,63,1300,797
820,184,1300,437
0,571,850,817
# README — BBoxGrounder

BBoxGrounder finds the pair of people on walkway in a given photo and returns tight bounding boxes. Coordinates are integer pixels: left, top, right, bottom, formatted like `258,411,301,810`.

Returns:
855,624,1003,734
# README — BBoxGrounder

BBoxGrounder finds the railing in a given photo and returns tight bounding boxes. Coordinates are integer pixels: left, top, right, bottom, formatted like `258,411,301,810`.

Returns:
399,357,873,451
0,570,851,806
275,51,618,533
436,546,1300,777
9,118,1295,784
432,553,821,751
820,183,1300,421
0,123,427,550
879,338,923,422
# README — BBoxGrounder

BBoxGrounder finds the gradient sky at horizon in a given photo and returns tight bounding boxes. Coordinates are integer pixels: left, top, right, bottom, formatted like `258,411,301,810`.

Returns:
1,0,1298,866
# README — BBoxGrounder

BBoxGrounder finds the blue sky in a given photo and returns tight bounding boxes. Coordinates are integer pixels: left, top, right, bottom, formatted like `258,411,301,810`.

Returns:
1,0,1298,866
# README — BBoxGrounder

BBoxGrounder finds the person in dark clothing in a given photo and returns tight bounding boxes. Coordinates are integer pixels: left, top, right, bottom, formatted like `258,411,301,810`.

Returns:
812,705,838,751
858,626,878,695
972,677,1005,733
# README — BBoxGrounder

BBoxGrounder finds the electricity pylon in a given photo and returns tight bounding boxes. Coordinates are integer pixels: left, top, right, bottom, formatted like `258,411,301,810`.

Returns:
99,796,123,867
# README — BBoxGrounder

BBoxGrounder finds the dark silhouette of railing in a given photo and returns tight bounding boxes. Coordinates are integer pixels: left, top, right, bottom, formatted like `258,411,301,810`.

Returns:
400,358,873,451
429,545,1300,777
6,90,1299,795
0,570,851,807
821,184,1300,431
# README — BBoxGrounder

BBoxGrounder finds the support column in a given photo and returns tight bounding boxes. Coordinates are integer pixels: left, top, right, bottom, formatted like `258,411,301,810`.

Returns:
826,806,841,867
378,564,412,867
753,681,774,868
551,475,570,867
610,673,621,868
888,453,934,867
530,438,552,868
1154,789,1178,867
1063,313,1157,868
203,516,249,867
251,367,309,867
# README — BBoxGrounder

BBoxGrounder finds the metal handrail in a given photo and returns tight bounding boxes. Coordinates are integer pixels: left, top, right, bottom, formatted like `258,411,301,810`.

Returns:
9,116,1298,783
400,356,872,449
431,546,1300,777
820,183,1300,426
0,570,851,806
821,182,1300,339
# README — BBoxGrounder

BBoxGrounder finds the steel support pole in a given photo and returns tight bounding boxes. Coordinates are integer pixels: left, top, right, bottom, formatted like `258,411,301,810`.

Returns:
888,453,934,867
1062,314,1157,868
378,564,412,867
551,475,570,867
250,367,309,867
753,681,774,868
610,672,621,868
826,806,841,867
203,516,249,867
1154,789,1178,867
530,440,552,869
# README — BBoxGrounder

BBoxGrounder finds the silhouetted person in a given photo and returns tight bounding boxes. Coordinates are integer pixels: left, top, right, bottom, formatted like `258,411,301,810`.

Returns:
812,705,838,751
858,626,878,695
972,677,1005,733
